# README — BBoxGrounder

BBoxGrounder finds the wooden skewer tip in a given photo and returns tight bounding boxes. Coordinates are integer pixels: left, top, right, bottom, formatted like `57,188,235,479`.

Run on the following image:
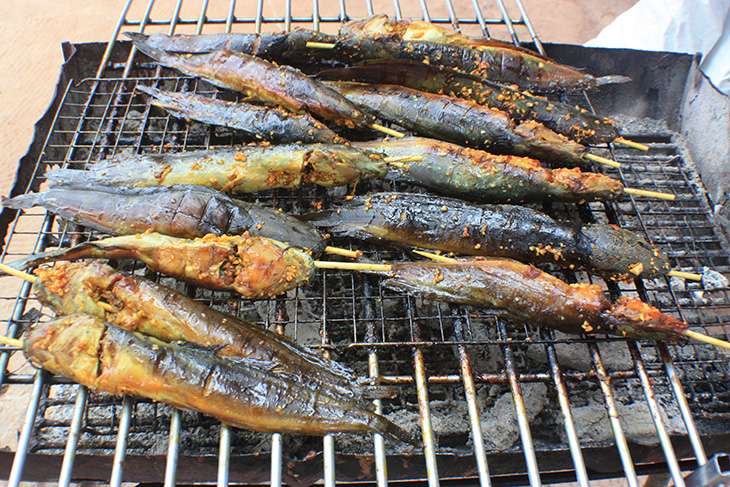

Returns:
324,246,362,259
583,153,621,169
305,41,336,49
623,188,676,201
412,250,459,263
667,270,703,281
615,138,650,151
684,329,730,351
369,123,405,138
0,335,23,349
315,261,392,272
0,263,36,283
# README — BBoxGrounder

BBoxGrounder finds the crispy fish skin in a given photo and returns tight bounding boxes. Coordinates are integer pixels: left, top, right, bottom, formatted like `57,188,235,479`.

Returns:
3,184,327,255
378,259,687,342
328,82,589,167
45,146,386,193
306,192,670,281
23,314,417,444
32,261,359,398
45,145,388,193
22,233,315,299
318,60,620,145
127,33,373,129
354,137,623,203
137,85,343,144
337,15,597,92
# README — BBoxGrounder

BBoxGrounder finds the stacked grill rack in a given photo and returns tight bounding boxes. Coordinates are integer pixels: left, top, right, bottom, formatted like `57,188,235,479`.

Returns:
1,1,730,486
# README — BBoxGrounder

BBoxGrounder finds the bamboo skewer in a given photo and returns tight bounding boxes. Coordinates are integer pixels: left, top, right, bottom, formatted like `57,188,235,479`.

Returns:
623,188,676,201
615,138,650,151
314,261,392,272
412,250,458,263
369,123,404,138
667,270,703,281
0,263,36,283
583,153,621,169
324,246,362,259
306,41,336,49
684,330,730,351
0,335,23,349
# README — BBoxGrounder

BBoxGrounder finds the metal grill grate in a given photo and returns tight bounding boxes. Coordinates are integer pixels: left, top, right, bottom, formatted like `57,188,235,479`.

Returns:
1,1,730,486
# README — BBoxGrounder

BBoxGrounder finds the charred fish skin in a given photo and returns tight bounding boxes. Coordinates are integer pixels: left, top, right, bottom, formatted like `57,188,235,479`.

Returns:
44,145,389,193
307,192,670,281
23,314,418,445
31,261,360,399
2,184,327,256
318,60,620,146
127,33,373,129
353,137,624,203
138,85,343,144
378,259,688,342
21,233,315,299
328,82,589,167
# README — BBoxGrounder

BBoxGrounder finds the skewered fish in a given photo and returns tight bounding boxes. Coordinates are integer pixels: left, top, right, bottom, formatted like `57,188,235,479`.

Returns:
21,314,418,444
328,82,591,167
3,184,327,255
354,137,624,203
18,233,315,299
137,85,343,144
372,258,687,342
318,60,621,146
44,144,389,193
305,192,670,281
127,33,374,129
32,261,359,398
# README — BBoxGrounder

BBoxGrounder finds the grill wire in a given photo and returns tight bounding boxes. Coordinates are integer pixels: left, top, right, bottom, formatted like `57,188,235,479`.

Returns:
1,0,730,486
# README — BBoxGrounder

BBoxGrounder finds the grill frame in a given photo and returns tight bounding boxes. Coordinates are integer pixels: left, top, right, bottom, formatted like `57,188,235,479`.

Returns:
1,1,730,486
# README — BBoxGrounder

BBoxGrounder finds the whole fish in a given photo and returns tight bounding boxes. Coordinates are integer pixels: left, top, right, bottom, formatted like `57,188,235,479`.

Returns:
336,14,623,92
44,144,389,193
318,60,621,146
137,85,343,144
354,137,624,203
2,184,327,255
127,33,374,129
19,233,315,299
329,82,590,167
21,314,418,444
373,258,687,342
304,192,671,281
32,261,360,399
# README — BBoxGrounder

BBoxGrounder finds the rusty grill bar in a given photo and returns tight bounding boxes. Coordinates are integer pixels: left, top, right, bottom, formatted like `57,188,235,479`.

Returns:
1,0,730,486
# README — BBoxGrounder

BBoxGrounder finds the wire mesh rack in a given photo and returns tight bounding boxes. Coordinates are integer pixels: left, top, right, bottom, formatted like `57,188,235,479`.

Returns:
1,1,730,486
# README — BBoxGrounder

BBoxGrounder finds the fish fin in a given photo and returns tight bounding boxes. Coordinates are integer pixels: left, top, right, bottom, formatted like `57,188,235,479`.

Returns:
374,414,421,447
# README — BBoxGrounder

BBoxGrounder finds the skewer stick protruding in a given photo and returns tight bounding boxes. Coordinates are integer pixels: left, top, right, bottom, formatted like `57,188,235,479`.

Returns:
667,270,703,281
623,188,676,201
369,123,405,138
412,250,458,263
615,138,649,151
0,335,23,349
315,261,392,272
324,246,362,259
306,41,336,49
583,153,621,169
684,329,730,351
0,263,36,283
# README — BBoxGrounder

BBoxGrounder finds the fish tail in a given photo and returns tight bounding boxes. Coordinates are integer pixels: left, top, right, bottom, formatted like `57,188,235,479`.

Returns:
372,414,421,447
2,193,42,210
